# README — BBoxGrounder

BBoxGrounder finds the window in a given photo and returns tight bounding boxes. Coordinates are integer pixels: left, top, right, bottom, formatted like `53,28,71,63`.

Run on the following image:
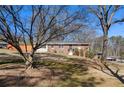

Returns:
68,45,73,52
69,45,72,49
68,49,70,52
68,48,74,52
59,45,63,48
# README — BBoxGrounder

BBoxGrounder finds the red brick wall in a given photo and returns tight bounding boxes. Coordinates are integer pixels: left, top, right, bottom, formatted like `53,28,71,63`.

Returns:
48,45,70,54
7,44,89,57
48,44,89,56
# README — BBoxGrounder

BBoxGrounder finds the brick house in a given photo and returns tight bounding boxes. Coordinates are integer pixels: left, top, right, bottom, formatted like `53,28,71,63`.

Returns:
46,42,89,57
7,42,90,57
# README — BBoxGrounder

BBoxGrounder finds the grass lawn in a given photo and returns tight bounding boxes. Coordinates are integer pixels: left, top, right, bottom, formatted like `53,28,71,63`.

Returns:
0,49,124,87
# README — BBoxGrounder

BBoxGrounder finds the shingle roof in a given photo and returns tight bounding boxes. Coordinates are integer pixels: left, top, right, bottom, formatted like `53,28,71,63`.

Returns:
47,41,89,45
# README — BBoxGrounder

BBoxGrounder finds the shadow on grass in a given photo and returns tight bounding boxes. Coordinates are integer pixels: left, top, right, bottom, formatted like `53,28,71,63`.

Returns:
89,60,124,85
0,74,47,87
104,64,124,84
0,53,9,55
35,61,104,87
0,53,24,65
0,53,104,87
0,60,104,87
0,64,24,70
0,59,24,65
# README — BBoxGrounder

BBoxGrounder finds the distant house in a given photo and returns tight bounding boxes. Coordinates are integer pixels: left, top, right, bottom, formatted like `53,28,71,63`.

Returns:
40,42,89,57
7,42,90,57
0,42,7,48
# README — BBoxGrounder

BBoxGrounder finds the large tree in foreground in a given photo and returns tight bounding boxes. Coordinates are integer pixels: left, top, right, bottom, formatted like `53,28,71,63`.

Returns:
89,5,124,61
0,5,85,69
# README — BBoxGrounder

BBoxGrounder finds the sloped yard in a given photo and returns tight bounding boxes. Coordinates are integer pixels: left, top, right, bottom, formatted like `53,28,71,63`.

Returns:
0,49,124,87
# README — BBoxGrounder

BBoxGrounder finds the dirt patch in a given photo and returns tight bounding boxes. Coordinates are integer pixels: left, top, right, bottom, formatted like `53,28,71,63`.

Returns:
0,52,124,87
0,62,123,87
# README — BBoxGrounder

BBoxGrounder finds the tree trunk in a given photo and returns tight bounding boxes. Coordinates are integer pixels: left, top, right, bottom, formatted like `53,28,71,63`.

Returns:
101,34,108,61
25,52,35,69
25,55,33,69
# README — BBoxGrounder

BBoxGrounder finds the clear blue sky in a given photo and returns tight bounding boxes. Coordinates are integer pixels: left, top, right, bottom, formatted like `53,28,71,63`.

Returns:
21,5,124,37
101,8,124,37
89,6,124,37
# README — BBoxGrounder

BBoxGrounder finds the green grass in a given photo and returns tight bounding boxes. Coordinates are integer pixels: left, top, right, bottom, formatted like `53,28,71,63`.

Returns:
37,61,88,73
0,52,107,86
0,60,24,65
35,61,102,87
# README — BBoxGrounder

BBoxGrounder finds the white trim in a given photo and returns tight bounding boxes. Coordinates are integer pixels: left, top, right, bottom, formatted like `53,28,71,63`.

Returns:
36,45,48,53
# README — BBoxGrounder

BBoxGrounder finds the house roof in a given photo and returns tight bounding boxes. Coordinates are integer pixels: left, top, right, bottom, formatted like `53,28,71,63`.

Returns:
47,41,89,46
6,41,89,46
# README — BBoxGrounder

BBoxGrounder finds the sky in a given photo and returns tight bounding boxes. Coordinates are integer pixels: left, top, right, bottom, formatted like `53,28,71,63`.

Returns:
89,6,124,37
101,7,124,37
16,5,124,37
63,5,124,37
109,23,124,37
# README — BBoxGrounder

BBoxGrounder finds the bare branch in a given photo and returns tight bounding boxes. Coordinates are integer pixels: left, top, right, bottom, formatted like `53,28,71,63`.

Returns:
112,18,124,24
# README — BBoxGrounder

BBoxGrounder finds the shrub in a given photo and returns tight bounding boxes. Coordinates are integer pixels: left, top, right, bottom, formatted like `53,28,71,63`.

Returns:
86,50,94,59
73,48,79,56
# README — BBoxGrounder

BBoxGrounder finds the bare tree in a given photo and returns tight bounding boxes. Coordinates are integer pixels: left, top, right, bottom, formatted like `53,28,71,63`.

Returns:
0,5,85,69
93,36,103,53
109,36,124,57
69,28,97,43
68,28,97,54
89,5,124,61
